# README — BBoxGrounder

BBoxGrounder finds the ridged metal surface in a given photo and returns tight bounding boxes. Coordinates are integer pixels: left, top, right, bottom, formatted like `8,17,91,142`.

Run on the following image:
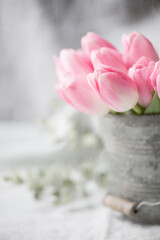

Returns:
97,114,160,224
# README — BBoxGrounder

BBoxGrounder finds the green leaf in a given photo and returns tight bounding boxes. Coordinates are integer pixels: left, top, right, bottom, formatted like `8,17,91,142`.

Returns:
145,92,160,114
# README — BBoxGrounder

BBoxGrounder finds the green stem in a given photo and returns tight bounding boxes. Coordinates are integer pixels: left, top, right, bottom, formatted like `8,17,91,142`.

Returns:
109,110,124,115
132,104,145,115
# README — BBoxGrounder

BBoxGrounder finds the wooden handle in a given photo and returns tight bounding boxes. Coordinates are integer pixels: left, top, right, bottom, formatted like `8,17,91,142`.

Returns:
103,194,137,217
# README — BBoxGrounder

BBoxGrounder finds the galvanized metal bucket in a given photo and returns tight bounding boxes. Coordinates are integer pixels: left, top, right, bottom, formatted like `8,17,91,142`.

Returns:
95,114,160,224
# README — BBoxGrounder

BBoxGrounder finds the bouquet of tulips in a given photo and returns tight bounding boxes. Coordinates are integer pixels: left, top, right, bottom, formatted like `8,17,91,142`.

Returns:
54,32,160,115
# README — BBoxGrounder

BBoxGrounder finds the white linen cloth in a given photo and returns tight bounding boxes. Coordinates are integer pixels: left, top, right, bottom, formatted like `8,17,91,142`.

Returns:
1,122,160,239
1,181,160,240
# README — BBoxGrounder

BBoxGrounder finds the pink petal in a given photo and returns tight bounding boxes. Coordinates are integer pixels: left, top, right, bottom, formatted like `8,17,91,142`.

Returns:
56,83,77,109
56,75,109,115
59,49,93,76
123,32,158,68
87,73,100,93
134,56,152,68
150,61,160,91
97,72,139,112
91,47,127,73
132,68,153,107
156,75,160,98
81,32,116,57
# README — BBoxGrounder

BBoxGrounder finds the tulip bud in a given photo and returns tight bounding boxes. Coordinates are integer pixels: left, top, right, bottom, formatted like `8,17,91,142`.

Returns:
57,49,93,76
91,47,127,73
56,76,109,115
122,32,158,68
81,32,116,57
55,49,109,115
88,66,139,112
150,61,160,97
128,57,154,107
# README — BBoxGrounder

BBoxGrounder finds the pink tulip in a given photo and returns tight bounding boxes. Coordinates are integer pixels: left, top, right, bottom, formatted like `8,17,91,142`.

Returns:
55,49,109,115
128,57,155,107
56,49,93,77
150,61,160,96
122,32,158,68
88,66,139,112
91,47,127,73
81,32,116,57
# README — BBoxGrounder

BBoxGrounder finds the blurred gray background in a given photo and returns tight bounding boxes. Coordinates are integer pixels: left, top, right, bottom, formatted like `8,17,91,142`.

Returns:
2,3,160,239
1,0,160,121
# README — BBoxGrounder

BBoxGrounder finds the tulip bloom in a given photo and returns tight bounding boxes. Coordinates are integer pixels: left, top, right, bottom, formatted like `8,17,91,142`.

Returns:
128,57,155,107
81,32,116,57
88,66,139,112
150,61,160,97
55,49,109,115
122,32,158,68
91,47,127,73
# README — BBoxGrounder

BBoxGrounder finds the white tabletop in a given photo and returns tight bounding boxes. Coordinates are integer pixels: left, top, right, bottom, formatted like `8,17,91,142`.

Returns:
1,122,160,239
1,180,160,240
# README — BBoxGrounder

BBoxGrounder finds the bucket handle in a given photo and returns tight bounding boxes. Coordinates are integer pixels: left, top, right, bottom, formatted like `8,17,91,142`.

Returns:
103,194,160,217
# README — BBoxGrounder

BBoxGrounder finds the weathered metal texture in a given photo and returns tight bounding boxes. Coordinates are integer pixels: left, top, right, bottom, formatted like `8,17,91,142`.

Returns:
97,114,160,224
